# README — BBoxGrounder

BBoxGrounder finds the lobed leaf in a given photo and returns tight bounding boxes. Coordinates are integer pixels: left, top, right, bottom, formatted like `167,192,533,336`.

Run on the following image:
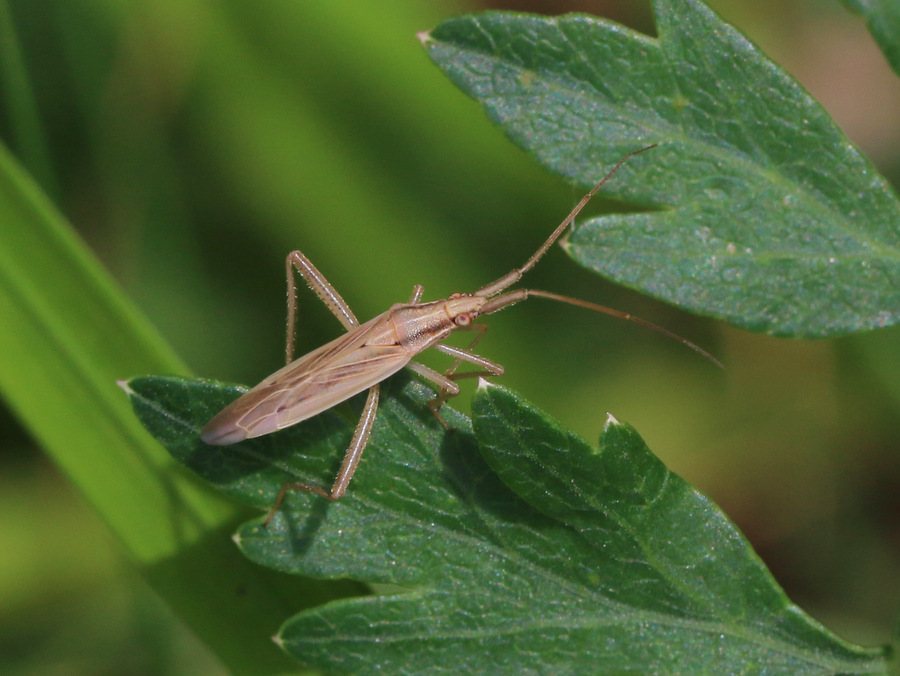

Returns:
421,0,900,337
123,374,887,674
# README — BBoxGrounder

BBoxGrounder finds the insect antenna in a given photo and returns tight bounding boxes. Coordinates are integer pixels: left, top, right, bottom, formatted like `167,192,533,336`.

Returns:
529,290,720,368
473,143,721,367
476,143,658,298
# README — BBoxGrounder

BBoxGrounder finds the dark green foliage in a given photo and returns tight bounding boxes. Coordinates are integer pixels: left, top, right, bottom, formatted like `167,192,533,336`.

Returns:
423,0,900,337
124,375,885,674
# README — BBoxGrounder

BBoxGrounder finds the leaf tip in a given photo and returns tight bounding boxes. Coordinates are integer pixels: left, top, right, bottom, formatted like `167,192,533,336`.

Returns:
271,632,284,649
417,30,433,48
116,378,134,396
604,412,621,427
476,376,495,391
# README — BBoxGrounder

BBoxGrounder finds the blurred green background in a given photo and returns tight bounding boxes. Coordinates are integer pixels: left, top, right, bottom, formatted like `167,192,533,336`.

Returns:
2,0,900,673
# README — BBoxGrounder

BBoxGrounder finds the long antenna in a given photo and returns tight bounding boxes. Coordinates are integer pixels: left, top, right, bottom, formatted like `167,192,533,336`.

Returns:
476,144,658,298
472,143,721,367
524,290,723,368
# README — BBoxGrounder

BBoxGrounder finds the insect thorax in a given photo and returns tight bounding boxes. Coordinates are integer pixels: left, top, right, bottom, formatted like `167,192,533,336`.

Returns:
388,296,485,352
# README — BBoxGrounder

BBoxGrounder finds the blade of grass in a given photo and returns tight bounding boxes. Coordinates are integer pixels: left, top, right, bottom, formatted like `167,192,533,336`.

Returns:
0,0,57,196
0,141,328,675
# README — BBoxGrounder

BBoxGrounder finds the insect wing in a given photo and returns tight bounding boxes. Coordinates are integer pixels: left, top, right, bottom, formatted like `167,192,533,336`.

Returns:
202,316,410,444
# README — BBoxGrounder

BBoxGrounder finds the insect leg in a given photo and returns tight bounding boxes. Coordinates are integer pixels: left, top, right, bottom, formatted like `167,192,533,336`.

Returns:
263,385,380,525
402,361,457,429
434,339,503,378
262,252,380,523
409,327,504,426
329,384,380,498
406,361,461,395
285,250,360,363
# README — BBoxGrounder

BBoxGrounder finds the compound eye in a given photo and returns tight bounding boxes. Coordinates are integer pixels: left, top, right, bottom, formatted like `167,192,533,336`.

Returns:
455,313,472,326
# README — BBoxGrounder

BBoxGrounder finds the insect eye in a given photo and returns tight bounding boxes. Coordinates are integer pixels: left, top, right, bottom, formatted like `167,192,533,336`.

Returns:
455,313,472,326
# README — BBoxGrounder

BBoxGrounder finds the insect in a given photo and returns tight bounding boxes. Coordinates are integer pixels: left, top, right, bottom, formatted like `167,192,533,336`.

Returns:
202,145,717,523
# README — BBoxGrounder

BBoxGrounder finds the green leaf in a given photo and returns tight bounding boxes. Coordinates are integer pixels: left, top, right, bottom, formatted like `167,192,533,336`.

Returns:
421,0,900,337
127,374,886,674
842,0,900,77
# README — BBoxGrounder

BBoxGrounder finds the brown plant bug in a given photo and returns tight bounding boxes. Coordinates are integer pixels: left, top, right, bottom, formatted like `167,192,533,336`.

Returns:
201,145,719,524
